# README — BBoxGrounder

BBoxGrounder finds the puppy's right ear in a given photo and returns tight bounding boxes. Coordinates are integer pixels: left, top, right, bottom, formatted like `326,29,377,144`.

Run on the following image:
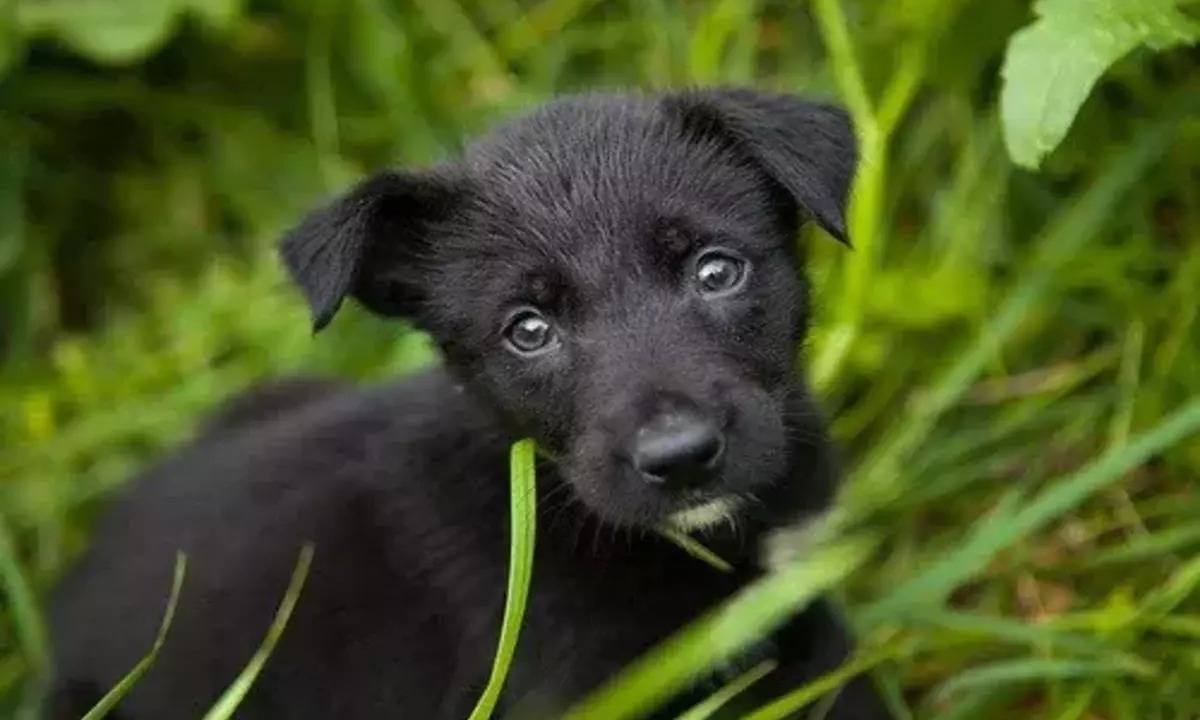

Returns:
279,168,465,332
663,88,857,245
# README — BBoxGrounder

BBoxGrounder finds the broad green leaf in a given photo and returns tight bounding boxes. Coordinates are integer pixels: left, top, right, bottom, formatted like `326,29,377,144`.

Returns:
14,0,239,64
17,0,178,64
1000,0,1200,169
467,438,538,720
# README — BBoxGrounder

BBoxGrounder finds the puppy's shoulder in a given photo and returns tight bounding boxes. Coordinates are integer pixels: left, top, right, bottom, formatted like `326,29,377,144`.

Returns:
197,374,348,437
195,366,498,461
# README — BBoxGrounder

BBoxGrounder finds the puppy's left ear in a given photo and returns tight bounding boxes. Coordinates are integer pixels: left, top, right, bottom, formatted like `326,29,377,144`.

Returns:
279,168,466,332
663,87,858,244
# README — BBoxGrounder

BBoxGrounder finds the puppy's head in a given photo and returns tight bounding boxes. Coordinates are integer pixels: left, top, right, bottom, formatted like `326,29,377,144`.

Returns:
281,88,856,529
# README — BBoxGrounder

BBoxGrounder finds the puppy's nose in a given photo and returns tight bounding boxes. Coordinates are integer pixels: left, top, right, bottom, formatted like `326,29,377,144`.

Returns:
632,411,725,487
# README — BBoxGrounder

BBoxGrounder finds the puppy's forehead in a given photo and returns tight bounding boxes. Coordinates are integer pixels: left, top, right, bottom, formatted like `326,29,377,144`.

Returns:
462,95,772,230
444,95,791,309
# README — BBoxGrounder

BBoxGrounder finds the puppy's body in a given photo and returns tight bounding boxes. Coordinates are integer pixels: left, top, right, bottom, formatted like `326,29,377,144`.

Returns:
48,372,858,719
47,90,888,719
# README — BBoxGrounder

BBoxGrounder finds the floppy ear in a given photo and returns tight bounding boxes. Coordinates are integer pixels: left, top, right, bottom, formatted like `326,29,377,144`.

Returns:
279,168,465,331
663,87,858,244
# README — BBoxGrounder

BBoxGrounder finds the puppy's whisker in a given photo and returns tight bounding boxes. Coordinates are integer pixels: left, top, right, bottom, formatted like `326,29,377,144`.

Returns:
589,519,605,557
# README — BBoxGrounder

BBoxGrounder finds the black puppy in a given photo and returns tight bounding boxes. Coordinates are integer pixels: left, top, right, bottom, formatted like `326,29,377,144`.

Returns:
46,88,888,719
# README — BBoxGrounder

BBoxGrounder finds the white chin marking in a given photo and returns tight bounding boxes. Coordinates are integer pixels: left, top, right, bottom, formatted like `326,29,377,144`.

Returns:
667,497,741,532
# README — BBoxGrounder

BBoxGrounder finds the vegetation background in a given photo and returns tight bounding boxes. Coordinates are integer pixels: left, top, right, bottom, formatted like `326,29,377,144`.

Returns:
1,0,1198,718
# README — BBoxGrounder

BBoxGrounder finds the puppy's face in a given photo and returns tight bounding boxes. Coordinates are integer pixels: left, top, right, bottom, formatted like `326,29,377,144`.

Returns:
281,89,857,529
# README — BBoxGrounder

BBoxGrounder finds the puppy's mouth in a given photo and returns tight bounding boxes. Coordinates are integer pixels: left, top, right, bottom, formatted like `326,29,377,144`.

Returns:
663,495,744,532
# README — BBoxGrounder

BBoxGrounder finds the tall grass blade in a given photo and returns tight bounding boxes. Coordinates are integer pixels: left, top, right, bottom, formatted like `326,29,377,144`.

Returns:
896,609,1152,671
80,553,187,720
200,543,314,720
673,658,776,720
1134,553,1200,624
931,658,1147,703
0,514,46,687
0,512,47,720
658,528,734,573
467,438,538,720
740,645,899,720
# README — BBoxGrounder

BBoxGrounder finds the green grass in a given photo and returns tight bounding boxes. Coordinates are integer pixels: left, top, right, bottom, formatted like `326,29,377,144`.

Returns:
79,554,186,720
1,0,1199,718
65,544,315,720
467,439,538,720
199,545,315,720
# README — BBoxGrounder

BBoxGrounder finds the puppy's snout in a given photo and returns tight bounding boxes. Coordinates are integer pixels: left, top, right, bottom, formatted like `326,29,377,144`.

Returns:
632,410,725,488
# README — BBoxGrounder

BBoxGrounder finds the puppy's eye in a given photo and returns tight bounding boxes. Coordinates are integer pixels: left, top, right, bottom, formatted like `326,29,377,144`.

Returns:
503,310,558,355
695,251,748,297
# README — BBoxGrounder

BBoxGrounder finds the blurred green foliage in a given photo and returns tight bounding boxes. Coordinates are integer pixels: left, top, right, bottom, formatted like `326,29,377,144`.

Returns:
1,0,1199,718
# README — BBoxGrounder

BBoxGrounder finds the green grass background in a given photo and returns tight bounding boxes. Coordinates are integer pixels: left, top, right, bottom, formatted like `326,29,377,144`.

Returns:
1,0,1199,718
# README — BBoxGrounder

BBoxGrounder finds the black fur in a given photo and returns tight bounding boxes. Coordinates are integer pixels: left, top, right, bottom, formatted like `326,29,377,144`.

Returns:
46,88,888,719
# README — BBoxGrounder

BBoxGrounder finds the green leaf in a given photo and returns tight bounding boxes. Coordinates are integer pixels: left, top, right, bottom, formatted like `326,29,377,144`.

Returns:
14,0,240,64
17,0,178,64
1000,0,1200,169
81,554,187,720
467,438,538,720
200,543,314,720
